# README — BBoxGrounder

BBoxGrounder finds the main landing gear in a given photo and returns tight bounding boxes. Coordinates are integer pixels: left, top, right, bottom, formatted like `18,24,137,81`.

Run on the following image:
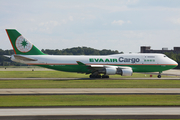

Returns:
157,72,162,78
89,74,101,78
89,74,109,78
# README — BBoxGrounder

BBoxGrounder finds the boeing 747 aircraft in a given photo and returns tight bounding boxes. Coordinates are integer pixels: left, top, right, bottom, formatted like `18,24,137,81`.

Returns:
5,29,178,78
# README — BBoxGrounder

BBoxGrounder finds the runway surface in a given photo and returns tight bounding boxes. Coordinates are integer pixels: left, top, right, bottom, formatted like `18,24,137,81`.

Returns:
0,77,180,80
1,88,180,95
0,107,180,119
1,107,180,115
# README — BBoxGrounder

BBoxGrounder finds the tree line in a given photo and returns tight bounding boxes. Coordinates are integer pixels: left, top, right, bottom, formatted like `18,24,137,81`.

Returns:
42,47,121,55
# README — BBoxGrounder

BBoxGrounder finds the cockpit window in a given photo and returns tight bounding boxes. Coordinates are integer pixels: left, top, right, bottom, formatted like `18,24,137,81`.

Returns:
164,56,167,57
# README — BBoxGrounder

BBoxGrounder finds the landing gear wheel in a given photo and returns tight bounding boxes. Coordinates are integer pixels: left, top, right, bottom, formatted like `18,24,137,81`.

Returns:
89,75,96,78
157,72,162,78
89,75,102,78
157,75,161,78
97,75,102,78
102,75,109,78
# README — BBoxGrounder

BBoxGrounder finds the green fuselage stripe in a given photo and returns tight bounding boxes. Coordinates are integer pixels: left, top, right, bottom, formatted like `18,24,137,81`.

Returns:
36,64,177,73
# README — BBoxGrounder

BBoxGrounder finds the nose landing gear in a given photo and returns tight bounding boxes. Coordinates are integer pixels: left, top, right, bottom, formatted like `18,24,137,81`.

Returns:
157,72,162,78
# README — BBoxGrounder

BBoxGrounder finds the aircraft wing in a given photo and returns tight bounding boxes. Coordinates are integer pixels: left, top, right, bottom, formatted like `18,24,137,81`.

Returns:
77,61,104,68
76,61,132,76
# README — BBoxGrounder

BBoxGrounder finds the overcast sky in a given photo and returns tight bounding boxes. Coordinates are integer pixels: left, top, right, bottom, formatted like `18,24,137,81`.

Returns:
1,0,180,53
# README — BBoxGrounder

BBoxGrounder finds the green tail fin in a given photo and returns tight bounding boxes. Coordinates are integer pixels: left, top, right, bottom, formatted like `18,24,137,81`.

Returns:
6,29,45,55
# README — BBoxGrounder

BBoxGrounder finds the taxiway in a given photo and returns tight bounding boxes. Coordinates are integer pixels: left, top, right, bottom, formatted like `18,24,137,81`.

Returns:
0,107,180,119
0,88,180,95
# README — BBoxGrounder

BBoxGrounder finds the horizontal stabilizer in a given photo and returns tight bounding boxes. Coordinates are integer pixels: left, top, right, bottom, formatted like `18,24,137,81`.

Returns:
3,55,11,58
14,55,37,61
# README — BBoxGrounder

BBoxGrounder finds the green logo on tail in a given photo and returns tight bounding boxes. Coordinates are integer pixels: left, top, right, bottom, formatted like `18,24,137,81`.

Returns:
15,36,33,53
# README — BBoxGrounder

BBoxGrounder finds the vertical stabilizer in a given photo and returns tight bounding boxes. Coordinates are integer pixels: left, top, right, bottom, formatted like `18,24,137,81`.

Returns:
6,29,45,55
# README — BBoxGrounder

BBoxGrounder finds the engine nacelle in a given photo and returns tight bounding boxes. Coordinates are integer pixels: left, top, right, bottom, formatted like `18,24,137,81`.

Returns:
120,68,133,76
105,67,117,75
102,67,133,76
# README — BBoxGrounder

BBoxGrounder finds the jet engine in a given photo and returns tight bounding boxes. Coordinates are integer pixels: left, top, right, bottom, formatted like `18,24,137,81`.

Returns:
119,68,133,76
100,67,133,76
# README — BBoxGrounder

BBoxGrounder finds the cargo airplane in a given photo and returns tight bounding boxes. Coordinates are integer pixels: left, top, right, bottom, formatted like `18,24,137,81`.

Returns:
5,29,178,78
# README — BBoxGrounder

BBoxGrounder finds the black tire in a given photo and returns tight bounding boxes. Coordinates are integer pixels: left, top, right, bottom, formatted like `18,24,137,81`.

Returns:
89,75,92,78
102,75,109,78
157,75,161,78
97,75,101,78
90,75,99,78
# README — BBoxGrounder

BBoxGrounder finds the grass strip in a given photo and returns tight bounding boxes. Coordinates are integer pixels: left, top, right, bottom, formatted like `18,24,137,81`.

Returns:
0,79,180,88
0,71,176,78
0,95,180,107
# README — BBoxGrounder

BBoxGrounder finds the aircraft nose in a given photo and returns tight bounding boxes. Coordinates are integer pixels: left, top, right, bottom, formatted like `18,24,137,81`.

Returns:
174,60,178,66
172,59,178,66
